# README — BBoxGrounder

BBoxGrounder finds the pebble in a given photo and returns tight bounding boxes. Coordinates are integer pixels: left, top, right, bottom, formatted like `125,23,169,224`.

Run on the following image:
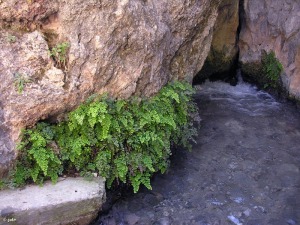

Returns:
125,214,140,225
233,197,244,204
254,205,266,213
243,209,251,217
287,219,297,225
228,215,243,225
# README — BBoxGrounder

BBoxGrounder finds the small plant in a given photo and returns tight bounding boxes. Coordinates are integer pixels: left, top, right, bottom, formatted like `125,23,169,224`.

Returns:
262,51,283,88
7,35,17,43
0,180,4,190
8,81,200,193
49,42,70,70
14,73,31,94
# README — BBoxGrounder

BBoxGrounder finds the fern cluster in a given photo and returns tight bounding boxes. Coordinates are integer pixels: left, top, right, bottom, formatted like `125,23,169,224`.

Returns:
49,42,70,70
262,51,283,88
9,81,199,193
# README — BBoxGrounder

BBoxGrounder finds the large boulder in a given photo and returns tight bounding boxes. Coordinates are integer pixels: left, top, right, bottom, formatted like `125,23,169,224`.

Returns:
239,0,300,99
0,0,221,177
194,0,239,83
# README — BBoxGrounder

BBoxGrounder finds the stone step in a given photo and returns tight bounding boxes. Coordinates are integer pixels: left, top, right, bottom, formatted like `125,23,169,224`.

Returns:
0,177,106,225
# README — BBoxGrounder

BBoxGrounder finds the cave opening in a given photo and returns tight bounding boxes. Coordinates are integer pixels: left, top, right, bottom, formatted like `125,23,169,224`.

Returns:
192,0,245,87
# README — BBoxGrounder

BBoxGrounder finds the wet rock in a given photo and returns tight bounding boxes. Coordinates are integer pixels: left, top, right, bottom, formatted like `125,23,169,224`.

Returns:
287,219,297,225
227,215,242,225
0,177,106,225
193,215,209,225
125,213,140,225
254,206,266,214
243,209,251,217
143,193,164,206
233,197,244,204
153,217,172,225
246,219,264,225
270,163,300,188
267,218,288,225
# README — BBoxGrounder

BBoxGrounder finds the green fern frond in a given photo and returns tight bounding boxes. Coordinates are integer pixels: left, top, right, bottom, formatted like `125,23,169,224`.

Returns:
12,81,199,193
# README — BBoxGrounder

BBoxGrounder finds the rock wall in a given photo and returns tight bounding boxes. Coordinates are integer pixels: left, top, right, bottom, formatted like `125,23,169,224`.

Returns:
194,0,239,83
0,0,221,177
239,0,300,99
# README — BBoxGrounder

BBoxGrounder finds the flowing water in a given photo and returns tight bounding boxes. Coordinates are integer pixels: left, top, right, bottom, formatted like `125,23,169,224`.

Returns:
94,80,300,225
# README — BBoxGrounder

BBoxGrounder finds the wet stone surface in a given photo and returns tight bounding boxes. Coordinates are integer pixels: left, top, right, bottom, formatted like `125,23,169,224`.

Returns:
94,81,300,225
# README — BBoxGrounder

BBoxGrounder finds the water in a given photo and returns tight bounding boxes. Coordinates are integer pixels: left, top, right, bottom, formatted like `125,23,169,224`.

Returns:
94,80,300,225
195,81,281,117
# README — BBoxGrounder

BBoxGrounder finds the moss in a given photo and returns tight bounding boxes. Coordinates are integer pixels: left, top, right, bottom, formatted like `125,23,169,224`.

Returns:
261,51,283,89
240,61,264,84
240,51,284,95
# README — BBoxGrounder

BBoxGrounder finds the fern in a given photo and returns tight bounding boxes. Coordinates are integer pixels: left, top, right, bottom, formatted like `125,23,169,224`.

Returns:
8,81,200,193
49,42,70,70
262,51,283,88
114,153,128,183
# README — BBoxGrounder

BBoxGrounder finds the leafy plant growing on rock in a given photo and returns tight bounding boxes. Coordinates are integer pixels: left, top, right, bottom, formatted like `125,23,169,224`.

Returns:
262,51,283,88
14,73,31,94
7,35,17,43
0,180,5,190
9,81,199,193
49,42,70,70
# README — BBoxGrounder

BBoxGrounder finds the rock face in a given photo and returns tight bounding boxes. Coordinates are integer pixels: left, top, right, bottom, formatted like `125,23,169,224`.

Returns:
194,0,239,83
0,0,221,176
239,0,300,99
0,177,106,225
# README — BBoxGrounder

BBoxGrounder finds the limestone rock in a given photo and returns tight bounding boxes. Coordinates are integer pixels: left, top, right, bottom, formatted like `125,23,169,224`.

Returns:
0,177,106,225
41,67,65,88
194,0,239,82
239,0,300,99
0,1,221,176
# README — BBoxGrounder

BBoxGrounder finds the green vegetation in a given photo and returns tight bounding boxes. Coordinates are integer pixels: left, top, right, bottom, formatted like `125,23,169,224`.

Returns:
262,51,283,88
0,180,5,190
7,35,17,43
6,81,199,193
49,42,70,70
14,73,31,94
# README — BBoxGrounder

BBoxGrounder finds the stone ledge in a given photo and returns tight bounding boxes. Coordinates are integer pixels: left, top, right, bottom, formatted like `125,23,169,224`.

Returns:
0,177,106,225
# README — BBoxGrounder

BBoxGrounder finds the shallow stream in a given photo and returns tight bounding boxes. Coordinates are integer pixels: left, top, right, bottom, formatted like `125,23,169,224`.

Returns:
94,80,300,225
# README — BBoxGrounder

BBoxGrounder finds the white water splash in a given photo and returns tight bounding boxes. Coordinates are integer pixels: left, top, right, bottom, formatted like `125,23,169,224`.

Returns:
195,80,281,117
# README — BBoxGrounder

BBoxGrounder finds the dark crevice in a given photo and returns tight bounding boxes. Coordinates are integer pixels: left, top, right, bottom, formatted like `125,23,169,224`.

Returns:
193,0,245,87
205,55,239,86
237,0,245,42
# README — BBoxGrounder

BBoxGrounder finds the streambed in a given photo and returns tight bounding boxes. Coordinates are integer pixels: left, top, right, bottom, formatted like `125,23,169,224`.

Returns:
94,81,300,225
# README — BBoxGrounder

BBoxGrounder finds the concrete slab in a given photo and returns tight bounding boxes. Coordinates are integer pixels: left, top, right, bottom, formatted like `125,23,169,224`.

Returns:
0,177,106,225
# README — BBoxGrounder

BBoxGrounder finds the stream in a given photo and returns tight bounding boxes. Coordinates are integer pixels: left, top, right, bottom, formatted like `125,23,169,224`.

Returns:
94,80,300,225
